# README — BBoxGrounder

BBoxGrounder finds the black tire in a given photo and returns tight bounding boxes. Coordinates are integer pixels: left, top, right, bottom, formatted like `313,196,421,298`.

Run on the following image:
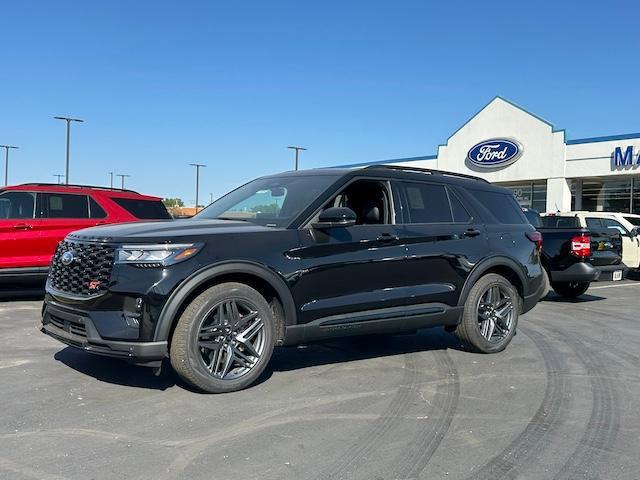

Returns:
170,282,276,393
551,281,590,298
455,273,520,353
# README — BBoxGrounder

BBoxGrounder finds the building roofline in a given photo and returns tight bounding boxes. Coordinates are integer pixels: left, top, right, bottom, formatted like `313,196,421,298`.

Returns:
566,132,640,145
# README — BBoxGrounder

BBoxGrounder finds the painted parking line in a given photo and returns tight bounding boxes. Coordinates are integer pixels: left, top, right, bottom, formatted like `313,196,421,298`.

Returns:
589,282,640,290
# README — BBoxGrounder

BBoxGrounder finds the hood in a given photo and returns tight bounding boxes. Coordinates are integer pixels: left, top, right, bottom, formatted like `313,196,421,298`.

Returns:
68,218,280,243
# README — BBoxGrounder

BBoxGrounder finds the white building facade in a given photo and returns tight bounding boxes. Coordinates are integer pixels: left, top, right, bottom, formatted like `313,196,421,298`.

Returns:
344,97,640,214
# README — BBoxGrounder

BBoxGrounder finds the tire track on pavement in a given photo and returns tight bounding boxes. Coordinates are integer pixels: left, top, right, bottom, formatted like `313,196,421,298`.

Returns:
542,324,621,480
313,353,421,480
383,350,459,480
462,326,570,480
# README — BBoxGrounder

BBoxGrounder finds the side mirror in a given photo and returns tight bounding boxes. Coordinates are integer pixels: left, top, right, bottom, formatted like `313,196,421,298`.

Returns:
312,207,357,229
630,227,639,238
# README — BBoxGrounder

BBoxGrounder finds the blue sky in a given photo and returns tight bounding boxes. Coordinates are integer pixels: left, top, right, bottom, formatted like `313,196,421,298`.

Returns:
1,1,638,204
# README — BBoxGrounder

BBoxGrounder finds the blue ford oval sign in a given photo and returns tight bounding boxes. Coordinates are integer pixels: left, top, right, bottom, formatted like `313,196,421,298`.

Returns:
467,138,522,168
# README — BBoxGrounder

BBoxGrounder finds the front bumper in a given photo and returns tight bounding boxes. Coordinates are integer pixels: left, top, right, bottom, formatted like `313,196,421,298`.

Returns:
41,303,167,367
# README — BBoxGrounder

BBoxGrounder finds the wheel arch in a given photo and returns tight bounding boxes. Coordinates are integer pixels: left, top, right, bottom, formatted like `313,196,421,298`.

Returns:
153,261,297,345
457,256,527,308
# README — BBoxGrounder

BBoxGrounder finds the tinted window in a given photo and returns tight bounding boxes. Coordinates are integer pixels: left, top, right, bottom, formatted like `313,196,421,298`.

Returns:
471,189,526,224
585,217,603,230
0,191,35,219
623,216,640,226
89,197,107,219
523,209,541,227
540,216,580,228
113,198,171,219
448,189,471,223
42,193,88,218
402,182,452,223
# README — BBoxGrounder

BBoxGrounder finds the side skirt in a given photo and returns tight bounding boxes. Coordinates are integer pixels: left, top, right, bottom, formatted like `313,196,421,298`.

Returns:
282,303,463,346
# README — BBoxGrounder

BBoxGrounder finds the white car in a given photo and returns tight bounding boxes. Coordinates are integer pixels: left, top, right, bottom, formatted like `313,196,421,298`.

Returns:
551,212,640,269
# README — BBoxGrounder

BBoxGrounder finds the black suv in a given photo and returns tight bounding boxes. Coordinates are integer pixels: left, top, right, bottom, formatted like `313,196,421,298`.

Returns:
41,166,546,393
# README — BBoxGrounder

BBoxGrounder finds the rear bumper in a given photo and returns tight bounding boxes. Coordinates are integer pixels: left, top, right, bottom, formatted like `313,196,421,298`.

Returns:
41,304,167,367
549,262,601,283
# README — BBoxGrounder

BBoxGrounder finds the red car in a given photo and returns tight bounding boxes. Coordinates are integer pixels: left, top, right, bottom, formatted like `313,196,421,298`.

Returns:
0,183,171,281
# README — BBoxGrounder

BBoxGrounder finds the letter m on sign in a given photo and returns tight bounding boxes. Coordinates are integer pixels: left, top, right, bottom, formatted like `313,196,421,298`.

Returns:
614,146,634,167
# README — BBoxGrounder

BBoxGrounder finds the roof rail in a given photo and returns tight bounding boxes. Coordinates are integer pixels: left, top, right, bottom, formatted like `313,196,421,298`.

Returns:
18,183,140,194
364,164,489,183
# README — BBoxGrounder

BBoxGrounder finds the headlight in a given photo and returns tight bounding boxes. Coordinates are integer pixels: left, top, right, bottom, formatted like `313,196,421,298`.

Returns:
115,243,203,267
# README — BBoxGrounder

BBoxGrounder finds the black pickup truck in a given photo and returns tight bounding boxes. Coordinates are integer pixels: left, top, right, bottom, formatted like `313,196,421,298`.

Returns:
523,209,623,297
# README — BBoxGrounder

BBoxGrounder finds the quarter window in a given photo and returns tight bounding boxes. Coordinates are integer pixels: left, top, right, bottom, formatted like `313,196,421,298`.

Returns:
89,197,107,219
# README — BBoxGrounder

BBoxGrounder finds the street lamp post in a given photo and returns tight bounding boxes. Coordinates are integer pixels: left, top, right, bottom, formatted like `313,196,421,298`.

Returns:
0,145,18,186
109,172,114,189
287,146,307,170
116,174,131,190
54,116,83,184
189,163,207,213
53,174,64,184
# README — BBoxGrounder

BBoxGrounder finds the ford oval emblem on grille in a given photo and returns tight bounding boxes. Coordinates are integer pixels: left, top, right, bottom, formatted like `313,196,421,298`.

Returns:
61,251,76,266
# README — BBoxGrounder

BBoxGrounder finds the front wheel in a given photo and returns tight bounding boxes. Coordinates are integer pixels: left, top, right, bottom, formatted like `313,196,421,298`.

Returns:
170,282,276,393
551,281,590,298
455,273,520,353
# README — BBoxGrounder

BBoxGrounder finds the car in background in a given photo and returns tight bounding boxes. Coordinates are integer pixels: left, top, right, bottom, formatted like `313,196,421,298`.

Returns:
0,183,171,281
558,211,640,270
522,208,623,297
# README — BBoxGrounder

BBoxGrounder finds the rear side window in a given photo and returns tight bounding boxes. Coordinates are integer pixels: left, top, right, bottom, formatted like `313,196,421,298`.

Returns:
42,193,89,218
0,191,35,219
523,209,542,227
402,182,452,223
112,198,171,219
89,197,107,219
470,189,526,224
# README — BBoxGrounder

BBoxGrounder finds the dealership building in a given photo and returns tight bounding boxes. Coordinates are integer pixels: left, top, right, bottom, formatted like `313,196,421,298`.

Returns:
343,97,640,214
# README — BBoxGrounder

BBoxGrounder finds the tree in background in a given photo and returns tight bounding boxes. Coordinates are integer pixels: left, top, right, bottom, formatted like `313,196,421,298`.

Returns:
163,198,184,208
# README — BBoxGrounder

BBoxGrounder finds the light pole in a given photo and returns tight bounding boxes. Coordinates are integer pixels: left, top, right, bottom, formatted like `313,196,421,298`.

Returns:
287,146,307,170
0,145,18,186
54,116,83,184
116,174,131,190
109,171,114,189
53,174,64,184
189,163,207,213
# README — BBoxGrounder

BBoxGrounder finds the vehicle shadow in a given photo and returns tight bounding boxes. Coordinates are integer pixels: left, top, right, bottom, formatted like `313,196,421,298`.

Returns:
541,292,606,303
268,327,464,373
54,348,180,391
53,327,465,392
0,283,45,302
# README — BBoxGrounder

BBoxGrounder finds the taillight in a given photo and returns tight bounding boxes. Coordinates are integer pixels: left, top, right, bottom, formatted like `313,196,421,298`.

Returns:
525,231,543,252
571,234,591,258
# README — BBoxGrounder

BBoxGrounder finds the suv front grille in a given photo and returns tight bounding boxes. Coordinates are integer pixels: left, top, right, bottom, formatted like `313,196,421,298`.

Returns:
49,240,115,296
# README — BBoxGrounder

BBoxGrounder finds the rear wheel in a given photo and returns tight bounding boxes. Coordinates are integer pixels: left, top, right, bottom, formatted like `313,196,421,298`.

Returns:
170,282,276,393
551,281,590,298
455,273,520,353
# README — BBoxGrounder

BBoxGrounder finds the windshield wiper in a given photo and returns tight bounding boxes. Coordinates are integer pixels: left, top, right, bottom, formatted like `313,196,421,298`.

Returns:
216,217,251,221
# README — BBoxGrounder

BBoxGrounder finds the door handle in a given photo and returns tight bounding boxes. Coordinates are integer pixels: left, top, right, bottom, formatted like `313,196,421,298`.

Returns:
463,228,481,237
377,233,399,243
13,223,32,230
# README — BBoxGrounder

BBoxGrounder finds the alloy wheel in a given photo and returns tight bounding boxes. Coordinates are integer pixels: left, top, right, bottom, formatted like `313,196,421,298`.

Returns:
476,284,515,343
196,298,266,380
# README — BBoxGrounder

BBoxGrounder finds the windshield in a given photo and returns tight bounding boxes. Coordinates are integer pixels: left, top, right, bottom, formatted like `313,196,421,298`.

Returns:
623,216,640,226
196,174,339,227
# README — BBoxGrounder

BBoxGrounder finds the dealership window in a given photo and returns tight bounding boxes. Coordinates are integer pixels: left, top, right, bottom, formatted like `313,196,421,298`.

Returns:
499,181,547,212
571,177,633,213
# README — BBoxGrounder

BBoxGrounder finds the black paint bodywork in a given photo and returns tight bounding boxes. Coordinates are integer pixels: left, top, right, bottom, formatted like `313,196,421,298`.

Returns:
41,167,546,366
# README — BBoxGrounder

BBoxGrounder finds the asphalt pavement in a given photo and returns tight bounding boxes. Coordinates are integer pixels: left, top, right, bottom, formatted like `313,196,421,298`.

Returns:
1,281,639,480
